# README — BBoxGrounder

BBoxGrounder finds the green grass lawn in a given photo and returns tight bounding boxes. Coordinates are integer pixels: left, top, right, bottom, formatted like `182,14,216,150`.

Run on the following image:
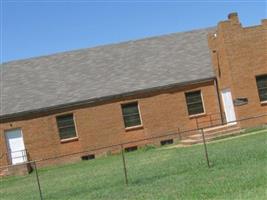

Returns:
1,129,267,200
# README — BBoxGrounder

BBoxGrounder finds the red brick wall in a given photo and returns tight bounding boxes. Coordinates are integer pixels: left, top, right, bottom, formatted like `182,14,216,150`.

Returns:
0,80,220,167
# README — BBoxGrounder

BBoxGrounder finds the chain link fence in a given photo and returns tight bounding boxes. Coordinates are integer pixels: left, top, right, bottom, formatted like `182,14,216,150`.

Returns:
0,114,266,199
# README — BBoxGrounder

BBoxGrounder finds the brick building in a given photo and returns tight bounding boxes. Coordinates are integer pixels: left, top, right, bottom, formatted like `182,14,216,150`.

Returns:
0,13,266,168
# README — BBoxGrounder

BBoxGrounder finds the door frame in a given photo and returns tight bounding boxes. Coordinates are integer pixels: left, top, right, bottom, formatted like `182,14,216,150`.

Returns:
4,128,27,165
221,88,237,125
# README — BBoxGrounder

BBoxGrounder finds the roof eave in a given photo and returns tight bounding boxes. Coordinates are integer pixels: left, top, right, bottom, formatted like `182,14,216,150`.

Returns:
0,76,216,122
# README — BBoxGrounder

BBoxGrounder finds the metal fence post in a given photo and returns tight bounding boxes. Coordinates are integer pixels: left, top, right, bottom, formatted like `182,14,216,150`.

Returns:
200,128,211,168
33,161,44,200
120,145,128,185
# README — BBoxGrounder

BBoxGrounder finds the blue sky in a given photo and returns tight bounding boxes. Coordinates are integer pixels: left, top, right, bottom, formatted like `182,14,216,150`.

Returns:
1,1,266,63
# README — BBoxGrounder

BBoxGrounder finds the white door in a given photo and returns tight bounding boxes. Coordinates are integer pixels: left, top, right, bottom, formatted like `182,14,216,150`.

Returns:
5,129,27,165
221,88,237,124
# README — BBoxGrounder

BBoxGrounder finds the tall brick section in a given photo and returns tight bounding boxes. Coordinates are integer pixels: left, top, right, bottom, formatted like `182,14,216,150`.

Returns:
208,13,267,128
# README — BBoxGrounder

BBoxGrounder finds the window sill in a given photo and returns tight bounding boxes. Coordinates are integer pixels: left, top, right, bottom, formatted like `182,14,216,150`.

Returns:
125,125,143,131
260,101,267,105
60,137,79,143
189,113,206,119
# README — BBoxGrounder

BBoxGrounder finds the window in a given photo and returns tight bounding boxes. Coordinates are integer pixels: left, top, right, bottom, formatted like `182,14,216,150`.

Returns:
56,114,77,140
256,75,267,102
185,90,205,116
121,102,142,128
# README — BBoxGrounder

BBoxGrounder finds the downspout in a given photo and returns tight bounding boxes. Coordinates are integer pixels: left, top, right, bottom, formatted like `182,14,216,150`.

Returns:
214,78,224,125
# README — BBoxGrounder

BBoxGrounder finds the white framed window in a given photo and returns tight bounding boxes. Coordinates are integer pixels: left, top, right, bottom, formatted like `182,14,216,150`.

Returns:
185,90,205,116
121,102,142,128
56,114,77,140
256,75,267,103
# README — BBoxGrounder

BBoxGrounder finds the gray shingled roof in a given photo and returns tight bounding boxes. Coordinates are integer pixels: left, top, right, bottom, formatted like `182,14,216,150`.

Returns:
0,27,215,117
